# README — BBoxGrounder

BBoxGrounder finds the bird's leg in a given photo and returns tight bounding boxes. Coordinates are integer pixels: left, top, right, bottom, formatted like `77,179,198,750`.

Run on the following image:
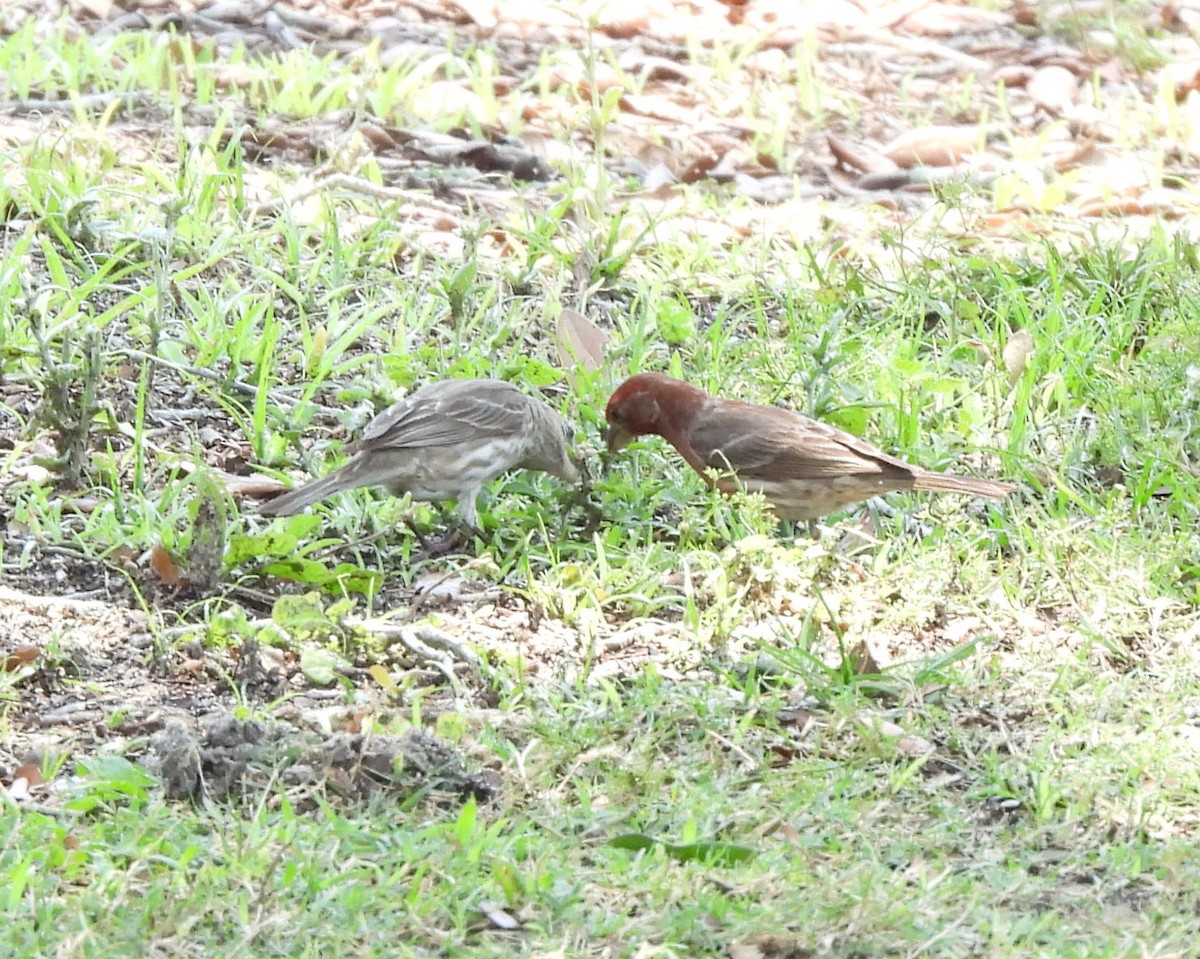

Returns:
401,515,433,551
862,497,932,541
444,502,487,545
777,517,820,540
411,505,484,558
562,474,603,535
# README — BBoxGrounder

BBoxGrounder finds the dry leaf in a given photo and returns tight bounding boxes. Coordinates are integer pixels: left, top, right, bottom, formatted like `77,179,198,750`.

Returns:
150,543,183,587
368,664,399,694
480,902,521,930
555,308,609,379
208,470,289,499
640,162,678,192
859,0,934,32
827,134,898,175
677,152,720,184
846,639,882,675
1003,329,1036,384
994,64,1036,88
901,2,1011,35
1162,59,1200,102
896,735,934,756
595,0,652,39
1076,191,1183,218
1027,65,1078,115
880,125,980,168
3,645,41,672
71,0,113,18
8,763,44,801
108,544,139,570
11,763,44,787
619,93,698,124
549,58,623,97
445,0,497,28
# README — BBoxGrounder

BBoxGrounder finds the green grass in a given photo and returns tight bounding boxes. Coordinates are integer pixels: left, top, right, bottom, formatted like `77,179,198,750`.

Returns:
2,6,1200,957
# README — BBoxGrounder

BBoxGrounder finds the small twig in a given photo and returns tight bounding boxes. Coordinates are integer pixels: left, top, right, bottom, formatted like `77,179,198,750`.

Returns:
114,347,292,406
357,620,481,668
115,348,341,418
0,92,148,114
246,170,465,222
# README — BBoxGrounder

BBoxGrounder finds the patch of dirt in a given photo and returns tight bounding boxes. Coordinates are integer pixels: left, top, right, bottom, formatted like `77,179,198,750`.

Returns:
144,716,497,803
0,574,720,807
0,584,510,806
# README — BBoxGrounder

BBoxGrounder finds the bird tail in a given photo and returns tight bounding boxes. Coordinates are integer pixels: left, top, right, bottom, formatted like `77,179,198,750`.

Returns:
258,461,371,517
259,472,356,516
912,471,1017,499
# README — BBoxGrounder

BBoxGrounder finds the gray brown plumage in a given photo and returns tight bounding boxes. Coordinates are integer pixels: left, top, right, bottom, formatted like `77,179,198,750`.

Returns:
261,379,580,527
605,372,1015,525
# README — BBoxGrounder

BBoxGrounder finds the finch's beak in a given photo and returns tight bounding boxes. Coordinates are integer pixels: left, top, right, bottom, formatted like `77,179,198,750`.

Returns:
604,423,636,454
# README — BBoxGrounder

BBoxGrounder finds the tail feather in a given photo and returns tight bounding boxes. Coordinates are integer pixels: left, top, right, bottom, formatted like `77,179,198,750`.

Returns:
259,450,407,515
912,471,1017,499
258,469,361,516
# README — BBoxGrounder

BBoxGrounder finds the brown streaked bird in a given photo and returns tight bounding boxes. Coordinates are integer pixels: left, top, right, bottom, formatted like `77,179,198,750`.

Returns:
604,372,1015,530
260,378,581,529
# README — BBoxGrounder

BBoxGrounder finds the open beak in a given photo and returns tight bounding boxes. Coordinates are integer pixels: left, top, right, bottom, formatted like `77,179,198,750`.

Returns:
604,423,636,454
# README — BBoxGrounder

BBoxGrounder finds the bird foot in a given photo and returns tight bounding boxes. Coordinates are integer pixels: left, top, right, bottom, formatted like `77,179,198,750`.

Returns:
405,518,485,559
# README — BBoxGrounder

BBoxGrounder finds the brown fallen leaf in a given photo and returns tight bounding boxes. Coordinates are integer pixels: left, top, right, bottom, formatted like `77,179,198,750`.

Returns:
677,152,720,184
445,0,497,28
859,0,934,32
107,544,139,570
1161,59,1200,102
880,125,981,168
555,308,609,381
70,0,113,18
619,92,699,124
1076,188,1185,219
827,133,898,175
595,0,652,39
12,764,44,787
149,543,183,587
994,64,1036,88
1003,329,1036,385
8,763,44,800
901,2,1011,35
175,461,288,499
3,645,41,672
846,638,883,676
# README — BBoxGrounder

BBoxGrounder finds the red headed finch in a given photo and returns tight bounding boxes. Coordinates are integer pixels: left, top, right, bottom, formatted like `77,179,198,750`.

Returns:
260,379,581,529
605,372,1015,529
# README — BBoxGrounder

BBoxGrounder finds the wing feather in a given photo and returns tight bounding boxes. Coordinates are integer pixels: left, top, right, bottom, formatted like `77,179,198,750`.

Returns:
356,380,533,451
687,401,915,482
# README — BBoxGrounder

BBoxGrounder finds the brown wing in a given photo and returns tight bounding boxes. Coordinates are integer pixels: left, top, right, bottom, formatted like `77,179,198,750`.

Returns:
356,379,533,451
686,399,917,482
